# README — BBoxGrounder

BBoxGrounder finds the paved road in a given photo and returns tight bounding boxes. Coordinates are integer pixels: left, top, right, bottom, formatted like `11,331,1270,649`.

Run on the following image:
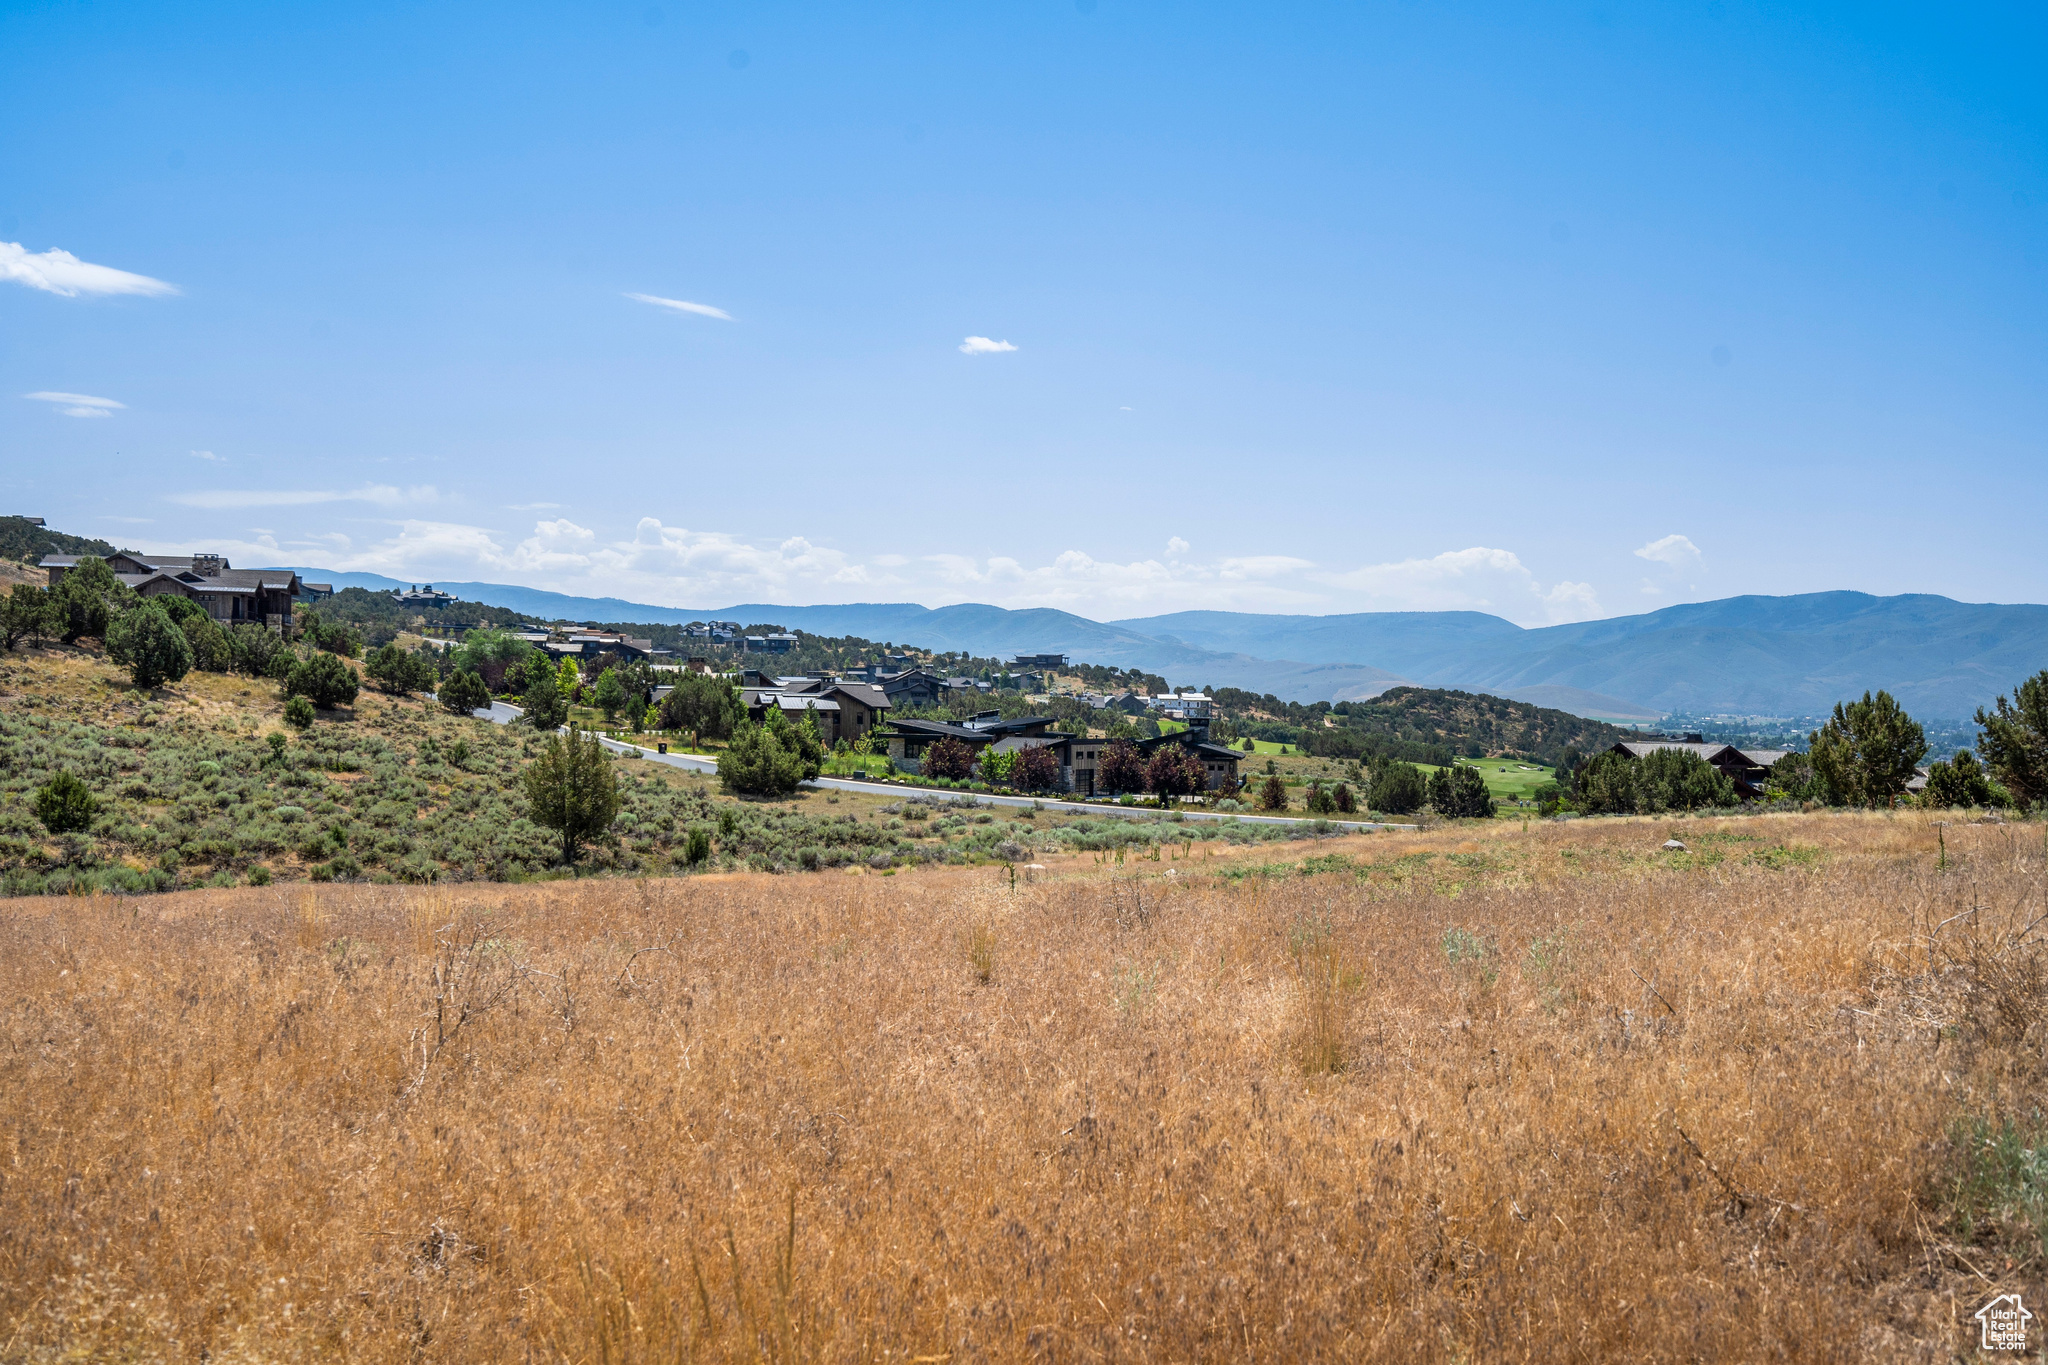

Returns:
469,700,1415,832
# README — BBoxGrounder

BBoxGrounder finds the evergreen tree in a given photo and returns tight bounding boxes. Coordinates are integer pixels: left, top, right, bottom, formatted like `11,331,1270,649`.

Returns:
2,584,57,650
1427,764,1497,819
720,716,812,796
1367,762,1427,815
1921,750,2000,809
439,669,491,714
1573,748,1736,814
35,770,97,834
521,726,621,863
286,650,361,708
53,557,131,643
1807,690,1927,807
521,667,568,730
657,673,742,743
105,600,195,689
1974,670,2048,809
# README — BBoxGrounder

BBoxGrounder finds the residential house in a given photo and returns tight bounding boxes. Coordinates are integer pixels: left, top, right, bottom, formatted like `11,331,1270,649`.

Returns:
1607,740,1790,800
739,676,892,746
396,584,456,608
878,712,1243,795
40,551,302,631
300,581,334,601
878,667,948,709
1010,652,1068,671
1150,692,1214,721
743,632,799,654
1066,723,1243,796
1092,690,1150,716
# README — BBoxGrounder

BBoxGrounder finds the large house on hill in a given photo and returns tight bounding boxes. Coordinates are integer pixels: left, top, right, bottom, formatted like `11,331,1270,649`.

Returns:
41,551,302,631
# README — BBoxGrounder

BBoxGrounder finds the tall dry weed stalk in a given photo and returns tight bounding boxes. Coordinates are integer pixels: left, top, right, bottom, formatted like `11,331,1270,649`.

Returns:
2,813,2044,1361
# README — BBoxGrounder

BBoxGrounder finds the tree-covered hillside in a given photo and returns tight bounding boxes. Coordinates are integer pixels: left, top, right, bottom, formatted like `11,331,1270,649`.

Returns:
0,517,120,565
1212,685,1633,765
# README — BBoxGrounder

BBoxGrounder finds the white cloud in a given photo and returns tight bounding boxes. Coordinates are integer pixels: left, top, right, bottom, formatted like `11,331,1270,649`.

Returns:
1316,547,1603,624
167,484,439,510
1,242,177,298
190,449,225,462
959,336,1017,354
505,501,564,510
1166,536,1190,556
1633,533,1702,568
25,390,124,418
156,513,1605,625
625,292,733,320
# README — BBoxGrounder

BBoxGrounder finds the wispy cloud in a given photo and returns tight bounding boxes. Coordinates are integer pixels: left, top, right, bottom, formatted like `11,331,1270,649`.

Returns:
505,502,564,511
190,449,225,463
2,242,177,298
1634,533,1702,568
167,485,439,510
162,514,1606,626
959,336,1017,354
25,390,124,418
625,292,733,320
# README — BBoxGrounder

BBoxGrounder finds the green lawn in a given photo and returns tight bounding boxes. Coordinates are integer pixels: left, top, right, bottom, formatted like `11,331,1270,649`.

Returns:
1415,759,1555,806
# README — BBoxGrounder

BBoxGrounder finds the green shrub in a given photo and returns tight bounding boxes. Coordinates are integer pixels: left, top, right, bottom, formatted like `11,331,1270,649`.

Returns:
35,771,98,834
284,695,316,728
440,669,491,714
287,651,359,708
106,601,195,690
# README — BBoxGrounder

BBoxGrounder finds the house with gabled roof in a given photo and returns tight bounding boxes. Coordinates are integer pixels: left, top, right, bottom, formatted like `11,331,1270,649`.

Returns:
1608,739,1791,799
41,551,303,631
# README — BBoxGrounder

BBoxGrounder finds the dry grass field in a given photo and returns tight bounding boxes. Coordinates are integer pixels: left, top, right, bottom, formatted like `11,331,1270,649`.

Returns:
3,812,2045,1361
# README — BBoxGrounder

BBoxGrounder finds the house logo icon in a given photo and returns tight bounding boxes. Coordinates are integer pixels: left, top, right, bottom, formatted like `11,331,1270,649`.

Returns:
1975,1293,2033,1351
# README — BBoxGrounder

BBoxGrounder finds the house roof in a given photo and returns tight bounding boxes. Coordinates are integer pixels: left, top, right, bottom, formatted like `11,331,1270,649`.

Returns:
1615,741,1745,765
880,718,995,745
43,553,301,597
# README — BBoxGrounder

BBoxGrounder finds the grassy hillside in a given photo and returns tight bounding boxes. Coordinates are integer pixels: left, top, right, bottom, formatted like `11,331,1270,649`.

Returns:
3,815,2032,1358
0,647,1295,896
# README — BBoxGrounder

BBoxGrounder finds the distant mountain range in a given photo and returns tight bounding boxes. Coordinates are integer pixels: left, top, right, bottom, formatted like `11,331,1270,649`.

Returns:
284,569,2047,720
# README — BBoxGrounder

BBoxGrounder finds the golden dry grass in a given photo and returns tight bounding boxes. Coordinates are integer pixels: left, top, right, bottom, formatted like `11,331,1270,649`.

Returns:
2,812,2045,1361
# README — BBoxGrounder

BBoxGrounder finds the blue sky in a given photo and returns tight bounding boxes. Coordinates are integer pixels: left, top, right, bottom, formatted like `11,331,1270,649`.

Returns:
3,1,2043,625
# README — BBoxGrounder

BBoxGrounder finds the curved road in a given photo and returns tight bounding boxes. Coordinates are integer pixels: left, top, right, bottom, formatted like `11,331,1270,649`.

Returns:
472,700,1416,832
